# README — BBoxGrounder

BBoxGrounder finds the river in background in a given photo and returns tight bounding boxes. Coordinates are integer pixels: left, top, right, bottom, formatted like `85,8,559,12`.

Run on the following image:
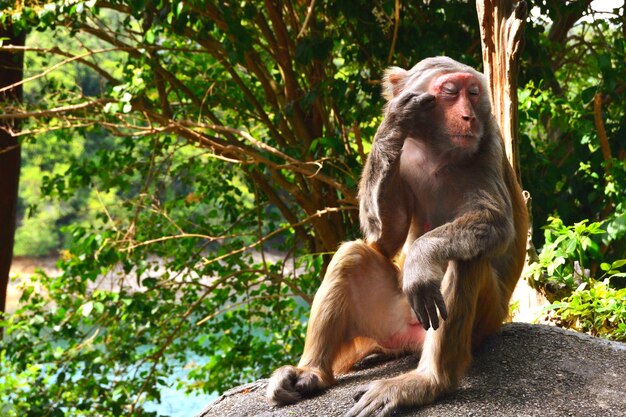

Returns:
142,354,218,417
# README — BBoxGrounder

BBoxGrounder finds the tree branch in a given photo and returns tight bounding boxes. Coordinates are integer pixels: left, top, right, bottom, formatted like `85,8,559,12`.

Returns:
297,0,317,39
386,0,401,65
202,206,356,267
0,99,114,120
0,47,121,94
593,92,612,171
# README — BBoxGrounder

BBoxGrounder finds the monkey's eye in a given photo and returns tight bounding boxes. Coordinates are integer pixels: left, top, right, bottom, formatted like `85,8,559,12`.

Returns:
441,82,458,94
468,85,480,96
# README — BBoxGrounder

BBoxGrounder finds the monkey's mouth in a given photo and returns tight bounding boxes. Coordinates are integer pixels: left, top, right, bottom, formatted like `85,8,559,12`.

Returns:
449,134,477,148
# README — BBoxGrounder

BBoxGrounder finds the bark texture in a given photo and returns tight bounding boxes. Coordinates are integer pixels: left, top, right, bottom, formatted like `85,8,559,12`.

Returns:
0,25,25,316
476,0,527,183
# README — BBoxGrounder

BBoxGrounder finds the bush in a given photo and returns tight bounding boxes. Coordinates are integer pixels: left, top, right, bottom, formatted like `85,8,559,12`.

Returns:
527,217,626,341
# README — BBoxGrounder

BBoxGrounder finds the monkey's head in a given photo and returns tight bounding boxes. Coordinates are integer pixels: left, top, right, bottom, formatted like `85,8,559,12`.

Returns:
383,57,494,157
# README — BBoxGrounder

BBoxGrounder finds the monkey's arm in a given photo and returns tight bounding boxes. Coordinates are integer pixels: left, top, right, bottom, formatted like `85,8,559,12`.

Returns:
358,92,435,256
403,185,515,330
358,131,409,256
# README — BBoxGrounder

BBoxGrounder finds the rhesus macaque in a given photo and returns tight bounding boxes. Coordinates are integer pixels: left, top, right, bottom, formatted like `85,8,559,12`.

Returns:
267,56,528,416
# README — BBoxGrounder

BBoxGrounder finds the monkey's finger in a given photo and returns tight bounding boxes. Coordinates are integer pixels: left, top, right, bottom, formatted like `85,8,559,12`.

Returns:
377,402,397,417
426,296,440,330
352,384,370,402
397,91,418,107
412,92,436,108
345,394,373,417
350,396,384,417
434,291,448,321
414,296,431,331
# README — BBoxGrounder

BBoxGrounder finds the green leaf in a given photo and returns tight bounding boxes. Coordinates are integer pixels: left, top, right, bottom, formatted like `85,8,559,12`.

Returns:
611,260,626,269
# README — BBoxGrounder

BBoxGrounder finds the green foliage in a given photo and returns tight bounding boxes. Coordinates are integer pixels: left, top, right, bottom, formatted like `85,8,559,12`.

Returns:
13,204,61,256
12,23,126,256
520,11,626,258
518,5,626,340
549,280,626,342
527,217,604,293
3,220,317,415
527,217,626,341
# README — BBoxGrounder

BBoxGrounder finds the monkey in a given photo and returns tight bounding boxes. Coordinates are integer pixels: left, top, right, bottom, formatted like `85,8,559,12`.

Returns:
266,56,528,416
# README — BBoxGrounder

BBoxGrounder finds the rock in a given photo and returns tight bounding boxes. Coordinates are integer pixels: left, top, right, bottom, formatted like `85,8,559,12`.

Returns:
197,323,626,417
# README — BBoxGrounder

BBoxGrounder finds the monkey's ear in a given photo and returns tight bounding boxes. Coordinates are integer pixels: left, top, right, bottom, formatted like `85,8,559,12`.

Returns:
382,66,408,100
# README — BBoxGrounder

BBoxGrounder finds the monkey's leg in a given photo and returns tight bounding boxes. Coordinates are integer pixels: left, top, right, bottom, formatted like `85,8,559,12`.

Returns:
267,240,425,406
471,268,511,349
347,260,492,417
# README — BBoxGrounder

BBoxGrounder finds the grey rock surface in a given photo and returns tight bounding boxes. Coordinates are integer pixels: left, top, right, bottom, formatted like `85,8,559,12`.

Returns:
197,323,626,417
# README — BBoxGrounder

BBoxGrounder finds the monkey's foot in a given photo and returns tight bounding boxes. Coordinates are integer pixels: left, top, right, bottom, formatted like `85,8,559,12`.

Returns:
346,372,440,417
266,365,331,406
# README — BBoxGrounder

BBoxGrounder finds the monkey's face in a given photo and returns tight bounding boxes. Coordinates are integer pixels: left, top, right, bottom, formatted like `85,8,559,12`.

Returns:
383,61,493,159
427,72,486,155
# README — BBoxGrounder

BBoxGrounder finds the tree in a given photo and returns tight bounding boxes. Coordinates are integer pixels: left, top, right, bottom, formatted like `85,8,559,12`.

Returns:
476,0,527,180
0,21,25,318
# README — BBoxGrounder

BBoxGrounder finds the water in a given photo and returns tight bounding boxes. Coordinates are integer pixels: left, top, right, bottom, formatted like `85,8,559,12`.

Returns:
143,384,218,417
142,352,219,417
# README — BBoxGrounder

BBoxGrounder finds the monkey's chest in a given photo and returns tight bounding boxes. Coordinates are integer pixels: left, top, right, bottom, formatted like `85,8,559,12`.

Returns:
399,142,468,228
405,174,465,230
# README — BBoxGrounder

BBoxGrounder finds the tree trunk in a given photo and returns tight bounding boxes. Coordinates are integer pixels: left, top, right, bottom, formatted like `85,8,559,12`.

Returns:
0,24,25,318
476,0,527,183
476,1,548,318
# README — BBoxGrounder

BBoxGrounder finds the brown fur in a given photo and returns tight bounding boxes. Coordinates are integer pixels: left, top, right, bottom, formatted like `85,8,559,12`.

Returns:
267,57,528,416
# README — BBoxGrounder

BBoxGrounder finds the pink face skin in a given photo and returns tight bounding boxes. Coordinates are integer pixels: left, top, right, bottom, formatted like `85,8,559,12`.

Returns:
428,72,484,149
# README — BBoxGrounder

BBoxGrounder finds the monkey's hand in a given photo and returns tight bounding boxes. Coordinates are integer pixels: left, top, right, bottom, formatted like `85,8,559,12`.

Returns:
402,264,448,331
387,91,435,136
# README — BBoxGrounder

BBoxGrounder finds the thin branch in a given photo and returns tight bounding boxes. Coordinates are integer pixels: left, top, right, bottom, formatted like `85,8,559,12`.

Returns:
593,92,612,171
0,47,120,93
95,190,120,233
353,121,366,163
0,143,19,154
167,120,357,204
297,0,317,39
213,124,357,203
12,122,96,137
202,206,356,267
80,24,142,59
0,99,113,120
386,0,401,65
122,232,237,251
196,293,298,326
